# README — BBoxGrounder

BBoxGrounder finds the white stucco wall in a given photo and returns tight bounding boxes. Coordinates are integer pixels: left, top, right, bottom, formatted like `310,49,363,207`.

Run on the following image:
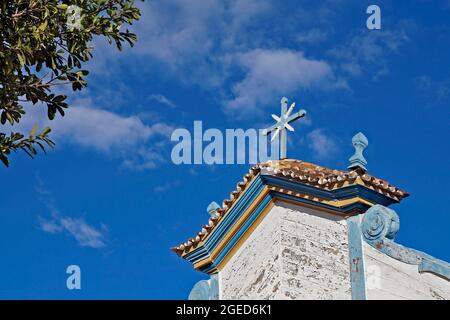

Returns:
218,200,450,300
220,201,351,300
363,242,450,300
219,203,281,299
278,202,351,299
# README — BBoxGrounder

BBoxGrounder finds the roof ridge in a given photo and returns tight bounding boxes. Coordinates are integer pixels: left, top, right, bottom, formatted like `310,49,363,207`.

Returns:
171,159,409,256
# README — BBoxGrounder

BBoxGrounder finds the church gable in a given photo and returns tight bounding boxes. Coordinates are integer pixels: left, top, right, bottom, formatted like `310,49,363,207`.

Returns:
171,98,449,300
171,158,408,274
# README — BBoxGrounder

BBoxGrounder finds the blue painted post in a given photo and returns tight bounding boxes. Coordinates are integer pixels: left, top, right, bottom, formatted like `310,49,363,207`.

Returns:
362,205,450,281
188,275,219,300
347,215,367,300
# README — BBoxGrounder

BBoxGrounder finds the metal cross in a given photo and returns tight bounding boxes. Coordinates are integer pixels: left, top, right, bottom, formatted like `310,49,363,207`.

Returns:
263,97,307,160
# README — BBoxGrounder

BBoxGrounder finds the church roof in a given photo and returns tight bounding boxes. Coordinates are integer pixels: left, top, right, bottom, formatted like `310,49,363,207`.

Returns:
171,159,409,257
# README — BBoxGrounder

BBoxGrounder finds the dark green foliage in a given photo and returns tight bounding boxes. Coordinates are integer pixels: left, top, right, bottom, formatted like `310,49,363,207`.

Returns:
0,0,142,166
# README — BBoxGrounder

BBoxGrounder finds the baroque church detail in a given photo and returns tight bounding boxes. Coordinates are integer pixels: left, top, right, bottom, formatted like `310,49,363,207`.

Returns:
172,97,450,300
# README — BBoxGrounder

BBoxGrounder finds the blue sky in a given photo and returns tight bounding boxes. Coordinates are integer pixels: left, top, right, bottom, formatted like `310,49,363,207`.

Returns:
1,0,449,299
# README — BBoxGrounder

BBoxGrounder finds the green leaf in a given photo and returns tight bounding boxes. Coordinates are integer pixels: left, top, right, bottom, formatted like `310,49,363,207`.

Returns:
0,0,142,167
41,127,52,136
30,124,38,137
53,95,67,103
56,106,65,116
18,53,26,66
0,154,9,167
37,20,48,33
47,106,56,120
35,141,47,154
20,146,34,158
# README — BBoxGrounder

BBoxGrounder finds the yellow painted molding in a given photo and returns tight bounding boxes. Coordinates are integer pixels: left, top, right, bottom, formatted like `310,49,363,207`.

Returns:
189,177,381,271
193,186,270,269
215,201,275,271
199,175,261,245
268,186,374,209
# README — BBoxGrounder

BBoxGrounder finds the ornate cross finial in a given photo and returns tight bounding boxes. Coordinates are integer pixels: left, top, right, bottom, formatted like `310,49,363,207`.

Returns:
348,132,369,171
263,97,307,160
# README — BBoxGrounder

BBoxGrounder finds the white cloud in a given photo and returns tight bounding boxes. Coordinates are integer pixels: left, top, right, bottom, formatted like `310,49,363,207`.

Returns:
153,180,181,193
225,49,333,115
86,1,416,119
38,215,107,249
307,129,338,159
415,75,450,105
121,142,168,170
35,179,107,249
134,0,271,65
328,29,410,79
60,217,107,248
38,217,63,234
139,1,270,91
296,29,329,44
75,1,414,122
220,0,271,49
48,106,173,153
12,99,174,170
149,94,176,108
81,1,257,102
134,0,221,64
7,0,410,156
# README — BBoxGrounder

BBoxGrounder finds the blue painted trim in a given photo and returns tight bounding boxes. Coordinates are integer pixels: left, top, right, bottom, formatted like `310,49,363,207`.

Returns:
183,176,267,266
362,205,450,282
271,191,371,214
419,258,450,280
262,175,397,206
347,215,366,300
183,172,398,273
204,177,265,250
201,194,273,273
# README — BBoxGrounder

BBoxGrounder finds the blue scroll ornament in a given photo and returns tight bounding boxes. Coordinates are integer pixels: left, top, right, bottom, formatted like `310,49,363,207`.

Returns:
188,275,219,300
361,205,450,281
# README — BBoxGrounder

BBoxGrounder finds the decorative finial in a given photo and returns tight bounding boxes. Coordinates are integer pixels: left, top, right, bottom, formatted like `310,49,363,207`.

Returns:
263,97,307,160
206,201,220,216
348,132,369,171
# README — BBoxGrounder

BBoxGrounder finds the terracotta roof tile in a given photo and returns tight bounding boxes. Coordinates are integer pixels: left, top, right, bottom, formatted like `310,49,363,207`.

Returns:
171,159,409,256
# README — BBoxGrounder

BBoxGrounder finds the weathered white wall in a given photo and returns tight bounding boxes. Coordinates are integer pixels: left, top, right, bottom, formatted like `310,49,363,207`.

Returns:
219,203,281,299
363,242,450,300
218,199,450,300
278,202,351,299
220,201,351,300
